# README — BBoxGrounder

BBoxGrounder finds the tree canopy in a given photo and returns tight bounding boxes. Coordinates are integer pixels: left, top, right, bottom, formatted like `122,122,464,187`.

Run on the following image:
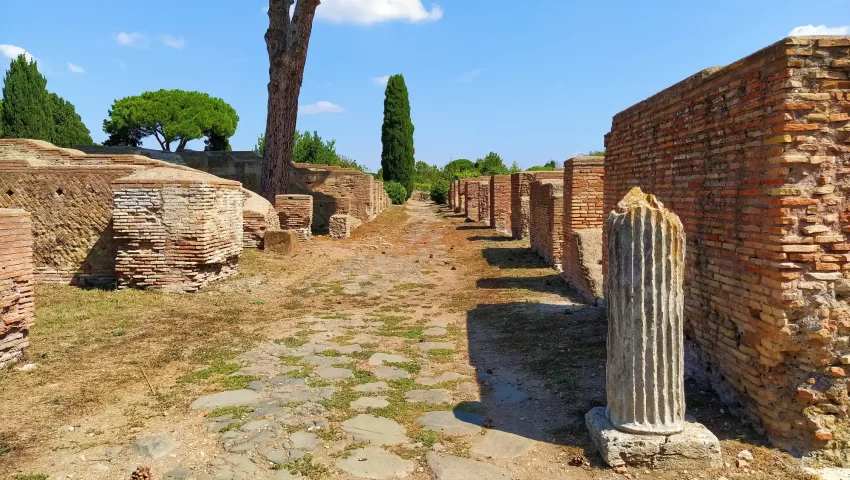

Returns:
527,160,558,172
474,151,509,175
1,54,52,140
102,89,238,152
380,74,415,198
49,93,92,148
254,130,366,172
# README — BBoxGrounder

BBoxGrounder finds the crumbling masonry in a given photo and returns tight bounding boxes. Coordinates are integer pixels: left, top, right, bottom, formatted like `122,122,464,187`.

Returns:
510,171,563,239
529,179,564,269
560,157,605,301
0,209,33,368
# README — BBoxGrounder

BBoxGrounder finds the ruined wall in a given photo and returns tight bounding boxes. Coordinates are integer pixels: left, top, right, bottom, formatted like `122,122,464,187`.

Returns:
510,171,563,239
242,189,280,249
0,209,33,368
289,164,375,233
455,180,467,214
477,178,491,226
490,175,512,234
603,36,850,452
465,181,481,221
167,151,263,194
529,179,564,268
275,194,314,242
561,157,605,300
112,167,243,293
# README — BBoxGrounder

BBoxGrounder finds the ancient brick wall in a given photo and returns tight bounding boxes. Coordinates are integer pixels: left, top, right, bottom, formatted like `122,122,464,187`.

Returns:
242,189,280,249
464,181,481,221
490,175,512,234
477,178,491,226
561,157,605,300
529,179,564,268
510,171,563,239
0,209,34,368
275,194,314,242
448,181,455,210
289,164,376,233
603,36,850,452
112,167,243,293
455,180,467,214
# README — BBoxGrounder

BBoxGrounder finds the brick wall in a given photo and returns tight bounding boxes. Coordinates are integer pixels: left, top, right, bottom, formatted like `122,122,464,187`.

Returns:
289,164,377,233
465,181,481,221
242,189,280,249
0,209,33,368
510,171,563,239
490,175,512,234
455,180,467,214
529,179,564,269
477,178,491,226
603,36,850,452
561,157,605,300
112,167,243,293
275,194,314,241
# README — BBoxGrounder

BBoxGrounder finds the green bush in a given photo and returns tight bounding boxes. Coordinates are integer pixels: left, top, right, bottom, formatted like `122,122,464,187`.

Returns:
385,182,408,205
430,179,449,205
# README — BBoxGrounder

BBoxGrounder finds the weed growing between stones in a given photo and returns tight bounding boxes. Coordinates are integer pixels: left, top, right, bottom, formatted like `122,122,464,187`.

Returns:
275,454,330,480
274,337,309,348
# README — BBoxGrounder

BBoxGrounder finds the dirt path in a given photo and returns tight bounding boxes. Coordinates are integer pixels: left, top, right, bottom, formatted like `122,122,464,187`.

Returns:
0,200,815,480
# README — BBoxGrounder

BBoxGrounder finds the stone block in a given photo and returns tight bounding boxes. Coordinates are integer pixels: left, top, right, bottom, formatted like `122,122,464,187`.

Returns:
585,407,722,470
265,230,299,255
329,214,361,239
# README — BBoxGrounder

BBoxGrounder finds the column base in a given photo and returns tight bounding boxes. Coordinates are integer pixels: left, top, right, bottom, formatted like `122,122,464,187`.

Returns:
585,407,722,470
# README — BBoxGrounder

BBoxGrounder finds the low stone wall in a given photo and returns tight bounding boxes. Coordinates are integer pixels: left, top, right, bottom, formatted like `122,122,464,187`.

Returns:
289,164,378,233
242,189,280,249
510,171,563,239
330,214,362,239
112,167,243,293
275,194,313,242
477,178,491,226
529,179,564,268
490,175,511,234
561,157,605,300
603,36,850,451
0,209,34,368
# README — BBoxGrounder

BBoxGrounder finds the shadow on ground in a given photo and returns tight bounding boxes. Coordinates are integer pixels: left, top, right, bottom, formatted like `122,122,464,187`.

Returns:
476,274,568,295
456,225,491,230
467,235,515,242
482,247,551,269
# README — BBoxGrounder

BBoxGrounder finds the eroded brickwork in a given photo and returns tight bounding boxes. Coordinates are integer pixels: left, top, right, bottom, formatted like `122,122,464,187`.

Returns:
510,171,563,239
289,164,379,234
561,157,605,300
329,214,362,239
490,175,511,234
0,209,33,368
455,180,467,214
112,168,243,293
465,181,481,221
275,195,314,242
242,189,280,249
603,36,850,452
529,179,564,268
477,178,491,226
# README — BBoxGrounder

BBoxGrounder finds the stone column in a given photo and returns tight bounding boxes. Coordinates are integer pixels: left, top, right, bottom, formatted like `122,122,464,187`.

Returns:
606,186,685,434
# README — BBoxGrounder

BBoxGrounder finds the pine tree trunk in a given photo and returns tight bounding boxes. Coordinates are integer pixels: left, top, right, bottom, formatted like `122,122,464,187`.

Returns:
261,0,321,202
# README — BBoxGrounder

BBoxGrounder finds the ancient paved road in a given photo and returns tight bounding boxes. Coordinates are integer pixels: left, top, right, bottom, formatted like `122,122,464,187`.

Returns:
6,200,808,480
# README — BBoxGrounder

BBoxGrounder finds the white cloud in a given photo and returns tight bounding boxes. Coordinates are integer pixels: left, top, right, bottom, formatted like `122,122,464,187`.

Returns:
116,32,149,47
161,34,186,49
317,0,442,25
371,75,390,86
458,68,481,83
789,25,850,36
299,101,345,115
0,44,37,65
67,62,84,73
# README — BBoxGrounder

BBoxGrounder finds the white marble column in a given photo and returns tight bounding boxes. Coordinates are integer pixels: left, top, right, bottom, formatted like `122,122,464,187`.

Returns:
606,187,685,435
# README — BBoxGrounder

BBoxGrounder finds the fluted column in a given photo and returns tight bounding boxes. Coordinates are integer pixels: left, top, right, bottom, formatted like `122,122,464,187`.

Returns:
606,187,685,435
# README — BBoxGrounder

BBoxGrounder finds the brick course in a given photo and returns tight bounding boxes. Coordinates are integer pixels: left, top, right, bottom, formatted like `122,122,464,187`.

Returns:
275,194,313,242
490,175,512,234
0,209,33,368
242,189,280,249
529,179,564,268
603,36,850,452
477,178,491,226
510,171,563,239
561,157,605,300
465,181,481,221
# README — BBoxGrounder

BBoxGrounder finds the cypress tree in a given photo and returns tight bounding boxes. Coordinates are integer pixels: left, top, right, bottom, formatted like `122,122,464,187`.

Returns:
49,93,93,148
1,54,52,140
380,74,415,198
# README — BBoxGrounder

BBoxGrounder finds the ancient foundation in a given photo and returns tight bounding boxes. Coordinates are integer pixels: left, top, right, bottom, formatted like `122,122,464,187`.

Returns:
275,194,314,242
242,189,280,249
510,171,563,240
587,188,721,469
529,179,564,269
490,175,511,234
112,168,243,293
603,36,850,452
561,157,605,301
0,209,34,368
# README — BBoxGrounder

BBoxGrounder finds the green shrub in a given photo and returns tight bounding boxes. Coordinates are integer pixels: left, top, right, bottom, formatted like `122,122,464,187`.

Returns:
385,182,408,205
430,179,449,205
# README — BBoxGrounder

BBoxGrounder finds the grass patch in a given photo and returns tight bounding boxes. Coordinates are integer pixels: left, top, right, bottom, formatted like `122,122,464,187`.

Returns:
412,429,437,448
319,349,342,357
280,355,307,366
349,349,376,360
274,454,331,480
221,375,260,390
321,312,353,320
428,349,454,359
14,475,48,480
387,361,421,375
275,337,309,348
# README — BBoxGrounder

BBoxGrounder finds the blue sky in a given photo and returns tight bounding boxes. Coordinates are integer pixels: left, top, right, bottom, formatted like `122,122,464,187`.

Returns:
1,0,849,173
